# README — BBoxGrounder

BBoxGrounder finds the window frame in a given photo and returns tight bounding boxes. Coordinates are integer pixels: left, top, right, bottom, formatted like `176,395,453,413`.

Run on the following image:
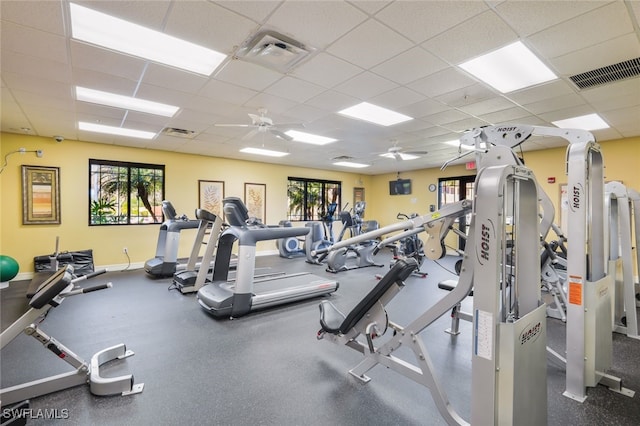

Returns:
287,177,341,222
89,159,165,226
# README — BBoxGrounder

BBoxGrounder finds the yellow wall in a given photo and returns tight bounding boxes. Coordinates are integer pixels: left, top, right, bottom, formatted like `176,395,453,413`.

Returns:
0,132,370,274
2,131,638,276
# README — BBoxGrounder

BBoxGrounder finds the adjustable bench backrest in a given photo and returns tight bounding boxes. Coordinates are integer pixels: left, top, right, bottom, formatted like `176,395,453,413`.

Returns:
338,258,418,334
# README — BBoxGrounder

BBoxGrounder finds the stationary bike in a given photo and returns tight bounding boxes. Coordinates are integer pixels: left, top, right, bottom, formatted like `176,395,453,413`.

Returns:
387,213,428,278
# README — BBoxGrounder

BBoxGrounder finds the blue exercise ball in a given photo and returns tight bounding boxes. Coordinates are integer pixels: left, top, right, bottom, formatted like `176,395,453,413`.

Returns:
0,255,19,282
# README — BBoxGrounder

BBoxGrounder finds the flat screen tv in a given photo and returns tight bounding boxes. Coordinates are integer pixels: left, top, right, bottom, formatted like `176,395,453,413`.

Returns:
389,179,412,195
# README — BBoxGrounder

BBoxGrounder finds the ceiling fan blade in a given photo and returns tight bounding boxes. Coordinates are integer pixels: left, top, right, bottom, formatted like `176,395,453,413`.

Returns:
270,129,293,141
242,128,259,140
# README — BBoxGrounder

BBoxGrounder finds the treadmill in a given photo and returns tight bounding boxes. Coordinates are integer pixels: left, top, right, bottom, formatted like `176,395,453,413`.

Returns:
144,201,200,277
172,208,224,294
197,197,339,318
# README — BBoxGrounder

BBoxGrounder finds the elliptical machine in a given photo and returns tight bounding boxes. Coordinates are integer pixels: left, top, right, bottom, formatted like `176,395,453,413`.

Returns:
324,202,383,273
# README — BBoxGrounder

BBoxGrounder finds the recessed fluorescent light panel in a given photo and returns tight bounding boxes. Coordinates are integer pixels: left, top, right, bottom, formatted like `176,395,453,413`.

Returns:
240,147,289,157
552,113,610,131
332,161,369,168
69,3,226,76
76,87,179,117
284,130,337,145
338,102,413,126
78,122,156,139
459,41,557,93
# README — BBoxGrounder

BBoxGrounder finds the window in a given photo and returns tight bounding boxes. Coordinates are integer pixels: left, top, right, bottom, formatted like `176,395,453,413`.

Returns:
89,159,165,225
287,177,341,221
438,175,475,250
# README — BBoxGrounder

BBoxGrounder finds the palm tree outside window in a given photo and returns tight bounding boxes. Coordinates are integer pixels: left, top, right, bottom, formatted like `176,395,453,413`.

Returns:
89,159,165,225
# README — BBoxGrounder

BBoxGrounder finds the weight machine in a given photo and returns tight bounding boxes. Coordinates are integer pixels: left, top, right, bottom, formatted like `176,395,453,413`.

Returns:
1,265,144,408
316,154,547,424
605,181,640,339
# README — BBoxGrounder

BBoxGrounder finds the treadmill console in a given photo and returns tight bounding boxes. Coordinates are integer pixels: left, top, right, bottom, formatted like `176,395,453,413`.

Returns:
223,197,250,227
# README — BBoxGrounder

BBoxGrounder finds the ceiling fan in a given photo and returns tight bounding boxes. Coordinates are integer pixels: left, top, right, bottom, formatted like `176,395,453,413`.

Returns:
379,142,428,161
214,108,304,141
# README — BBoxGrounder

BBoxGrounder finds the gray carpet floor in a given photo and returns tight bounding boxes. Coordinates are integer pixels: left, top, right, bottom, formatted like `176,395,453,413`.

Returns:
2,252,639,425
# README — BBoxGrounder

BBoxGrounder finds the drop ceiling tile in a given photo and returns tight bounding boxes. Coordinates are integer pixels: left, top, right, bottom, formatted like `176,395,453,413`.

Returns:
281,104,331,124
292,53,363,89
201,80,258,105
506,80,575,105
434,84,497,108
424,109,474,125
216,1,281,23
72,68,139,96
522,93,586,115
602,105,640,127
1,21,68,62
371,47,449,85
135,83,195,107
398,99,450,119
183,97,241,122
537,104,595,123
166,1,257,54
1,51,71,84
369,87,424,110
408,67,477,98
495,0,610,37
305,90,361,112
75,102,128,120
441,117,491,133
125,111,172,127
265,1,367,49
72,0,171,30
478,107,534,125
458,96,519,116
215,60,283,91
1,0,65,34
327,20,413,69
263,76,326,103
70,41,147,82
528,2,633,59
333,71,398,100
580,78,640,110
422,10,518,64
591,127,624,141
2,73,72,101
142,63,209,95
243,92,298,114
375,1,488,44
347,0,391,15
549,33,640,76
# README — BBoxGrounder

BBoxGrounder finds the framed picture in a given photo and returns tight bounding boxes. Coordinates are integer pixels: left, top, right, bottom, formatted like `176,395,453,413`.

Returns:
244,183,266,223
198,180,224,219
22,165,61,225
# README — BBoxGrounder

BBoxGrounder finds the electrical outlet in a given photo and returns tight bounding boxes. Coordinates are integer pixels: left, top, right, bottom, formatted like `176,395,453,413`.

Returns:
123,247,128,254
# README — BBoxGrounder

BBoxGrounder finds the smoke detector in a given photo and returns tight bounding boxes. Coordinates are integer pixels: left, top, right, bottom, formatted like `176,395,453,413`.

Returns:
236,30,314,73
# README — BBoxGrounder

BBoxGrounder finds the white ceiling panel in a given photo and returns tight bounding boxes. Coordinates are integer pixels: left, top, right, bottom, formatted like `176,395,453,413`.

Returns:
333,71,398,100
266,1,367,49
375,1,488,44
263,76,326,103
529,2,634,59
327,20,413,69
292,53,363,89
494,0,609,37
371,47,449,85
1,0,638,175
422,10,518,64
550,33,640,76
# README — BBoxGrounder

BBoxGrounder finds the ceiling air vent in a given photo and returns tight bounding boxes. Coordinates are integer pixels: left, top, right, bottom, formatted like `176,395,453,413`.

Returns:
162,127,196,138
236,30,314,73
569,57,640,89
332,155,355,161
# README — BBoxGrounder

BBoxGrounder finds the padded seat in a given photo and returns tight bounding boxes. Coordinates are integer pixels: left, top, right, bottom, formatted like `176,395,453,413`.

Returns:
319,258,418,335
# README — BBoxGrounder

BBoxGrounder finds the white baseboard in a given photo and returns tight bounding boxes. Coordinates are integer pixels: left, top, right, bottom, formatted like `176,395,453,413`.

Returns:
7,252,281,283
